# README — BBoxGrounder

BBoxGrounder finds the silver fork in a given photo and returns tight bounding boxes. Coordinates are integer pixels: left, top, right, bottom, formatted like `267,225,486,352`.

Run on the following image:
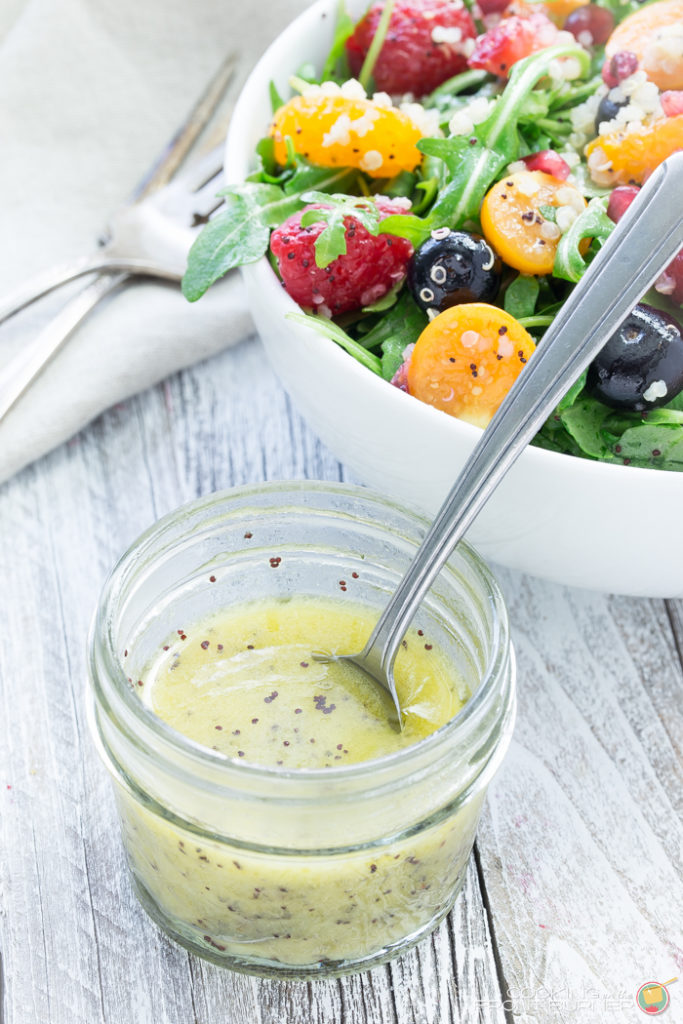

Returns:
0,53,237,421
0,145,226,324
318,153,683,727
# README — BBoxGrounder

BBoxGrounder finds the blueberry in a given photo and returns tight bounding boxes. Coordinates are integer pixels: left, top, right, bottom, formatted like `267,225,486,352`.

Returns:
594,94,627,134
586,303,683,411
407,229,502,315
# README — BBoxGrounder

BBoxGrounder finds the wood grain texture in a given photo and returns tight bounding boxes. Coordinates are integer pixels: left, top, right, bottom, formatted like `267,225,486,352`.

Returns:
0,337,508,1024
476,574,683,1024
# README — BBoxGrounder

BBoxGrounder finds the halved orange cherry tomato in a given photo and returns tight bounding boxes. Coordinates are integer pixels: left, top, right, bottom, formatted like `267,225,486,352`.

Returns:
270,94,423,178
480,170,587,275
604,0,683,91
586,116,683,186
407,304,536,428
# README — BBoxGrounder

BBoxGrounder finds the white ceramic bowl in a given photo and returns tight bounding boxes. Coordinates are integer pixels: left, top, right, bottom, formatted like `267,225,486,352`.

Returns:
226,0,683,597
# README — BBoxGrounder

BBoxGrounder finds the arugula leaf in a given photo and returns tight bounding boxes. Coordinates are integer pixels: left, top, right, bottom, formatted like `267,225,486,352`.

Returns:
363,280,403,313
377,212,434,248
604,420,683,470
380,335,407,381
425,69,491,110
321,0,354,82
286,312,383,374
300,192,382,268
183,169,356,300
295,62,319,84
559,395,616,459
282,163,356,197
504,275,540,319
183,186,282,301
554,197,614,282
556,370,587,411
356,291,428,351
358,0,396,90
269,81,284,114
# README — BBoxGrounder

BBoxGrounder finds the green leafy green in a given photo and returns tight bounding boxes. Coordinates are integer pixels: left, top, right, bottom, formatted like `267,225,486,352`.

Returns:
286,312,382,374
269,80,284,114
358,0,396,90
380,335,407,381
321,0,354,82
610,422,683,468
556,370,587,411
183,185,282,301
504,276,540,319
554,197,614,282
356,291,428,351
300,192,382,268
362,280,403,313
559,396,615,459
536,382,683,471
425,69,492,110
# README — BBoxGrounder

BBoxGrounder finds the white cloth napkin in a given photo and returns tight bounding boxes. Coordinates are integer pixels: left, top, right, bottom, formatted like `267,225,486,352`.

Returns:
0,0,308,485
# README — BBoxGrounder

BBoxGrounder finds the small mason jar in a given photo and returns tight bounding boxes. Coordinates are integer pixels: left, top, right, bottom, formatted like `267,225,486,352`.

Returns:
87,481,515,978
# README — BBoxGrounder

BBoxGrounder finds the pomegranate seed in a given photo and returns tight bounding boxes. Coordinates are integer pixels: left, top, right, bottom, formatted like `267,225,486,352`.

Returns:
661,91,683,117
602,50,638,88
477,0,510,13
655,251,683,306
606,185,639,223
391,361,410,393
564,5,614,46
522,149,571,180
608,185,683,306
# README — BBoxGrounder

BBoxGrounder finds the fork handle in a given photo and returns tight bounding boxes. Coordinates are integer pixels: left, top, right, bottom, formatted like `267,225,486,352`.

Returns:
0,272,128,423
362,152,683,676
0,257,181,325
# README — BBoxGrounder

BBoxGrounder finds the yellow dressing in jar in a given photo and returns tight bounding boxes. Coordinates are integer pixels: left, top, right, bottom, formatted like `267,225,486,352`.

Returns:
140,598,468,768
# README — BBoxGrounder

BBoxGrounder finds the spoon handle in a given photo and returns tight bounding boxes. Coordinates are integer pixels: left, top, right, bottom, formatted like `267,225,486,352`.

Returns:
364,152,683,673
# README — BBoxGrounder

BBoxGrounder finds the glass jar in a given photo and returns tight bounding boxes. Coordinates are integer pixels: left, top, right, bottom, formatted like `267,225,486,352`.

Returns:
87,481,515,978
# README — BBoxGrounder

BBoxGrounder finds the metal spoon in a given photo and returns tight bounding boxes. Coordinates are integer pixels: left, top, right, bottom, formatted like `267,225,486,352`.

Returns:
319,152,683,725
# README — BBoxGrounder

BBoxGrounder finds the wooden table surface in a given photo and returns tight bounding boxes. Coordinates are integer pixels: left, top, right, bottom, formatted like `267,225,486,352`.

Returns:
1,328,682,1024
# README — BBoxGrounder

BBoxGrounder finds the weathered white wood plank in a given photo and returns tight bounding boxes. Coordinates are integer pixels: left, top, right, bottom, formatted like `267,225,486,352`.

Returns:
476,572,683,1024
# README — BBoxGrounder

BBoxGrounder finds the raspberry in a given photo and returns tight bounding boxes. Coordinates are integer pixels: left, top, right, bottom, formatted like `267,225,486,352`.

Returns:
345,0,476,98
270,198,414,315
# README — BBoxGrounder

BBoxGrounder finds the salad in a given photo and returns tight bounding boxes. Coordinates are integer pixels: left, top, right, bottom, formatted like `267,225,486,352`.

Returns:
184,0,683,470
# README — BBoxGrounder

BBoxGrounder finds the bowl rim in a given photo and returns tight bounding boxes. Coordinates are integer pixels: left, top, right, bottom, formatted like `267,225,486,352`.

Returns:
224,0,683,494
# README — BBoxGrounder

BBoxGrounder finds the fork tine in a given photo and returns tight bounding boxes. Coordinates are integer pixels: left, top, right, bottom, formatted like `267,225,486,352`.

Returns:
185,172,227,228
131,51,239,202
170,145,226,196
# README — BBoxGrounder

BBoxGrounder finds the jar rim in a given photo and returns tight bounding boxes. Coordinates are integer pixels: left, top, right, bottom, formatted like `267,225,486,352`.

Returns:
89,480,512,789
